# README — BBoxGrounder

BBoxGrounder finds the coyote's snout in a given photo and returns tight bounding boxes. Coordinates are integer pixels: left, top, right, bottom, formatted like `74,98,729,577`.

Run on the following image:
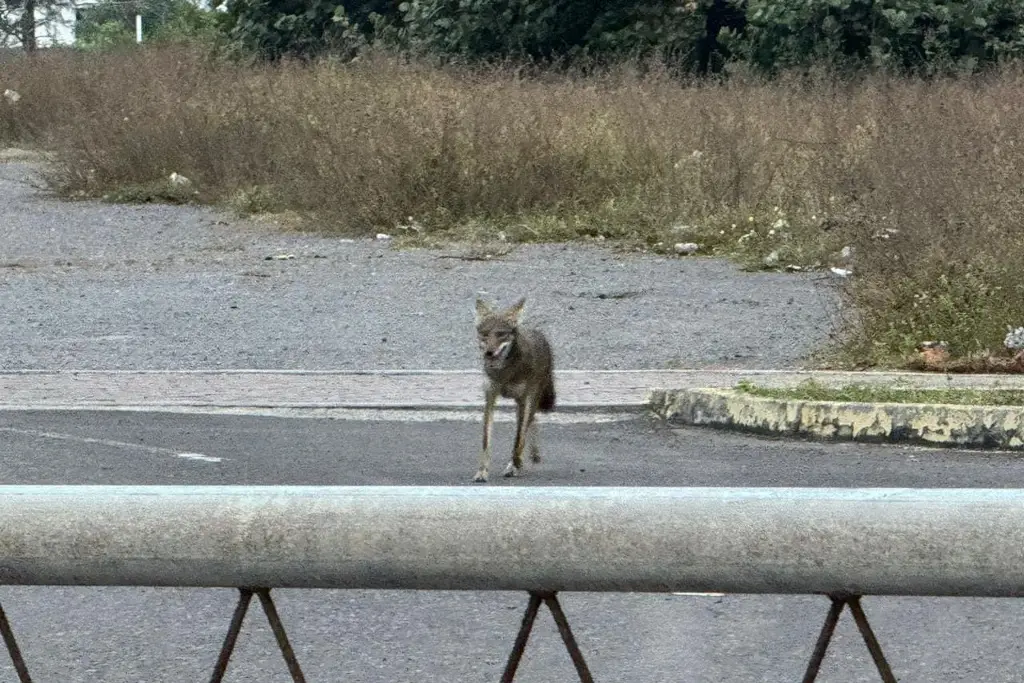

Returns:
473,296,556,482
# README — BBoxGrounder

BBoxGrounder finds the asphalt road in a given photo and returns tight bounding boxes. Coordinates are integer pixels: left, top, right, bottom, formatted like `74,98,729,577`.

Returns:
2,409,1024,682
0,160,838,372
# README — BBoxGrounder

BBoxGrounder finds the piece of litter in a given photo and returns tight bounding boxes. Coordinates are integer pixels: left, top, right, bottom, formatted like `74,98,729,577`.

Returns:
1005,326,1024,350
265,253,295,260
674,242,699,255
168,172,192,187
176,452,223,463
376,233,391,241
829,267,853,277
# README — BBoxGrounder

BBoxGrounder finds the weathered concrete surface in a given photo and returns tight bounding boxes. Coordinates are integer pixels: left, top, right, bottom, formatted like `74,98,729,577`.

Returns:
5,485,1024,597
652,388,1024,450
4,369,1024,411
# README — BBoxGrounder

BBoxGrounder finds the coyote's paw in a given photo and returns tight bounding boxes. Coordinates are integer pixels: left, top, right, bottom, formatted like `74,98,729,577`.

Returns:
472,470,488,483
503,461,521,478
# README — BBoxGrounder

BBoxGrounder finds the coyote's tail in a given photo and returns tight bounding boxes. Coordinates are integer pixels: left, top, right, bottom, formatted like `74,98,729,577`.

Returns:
538,378,556,412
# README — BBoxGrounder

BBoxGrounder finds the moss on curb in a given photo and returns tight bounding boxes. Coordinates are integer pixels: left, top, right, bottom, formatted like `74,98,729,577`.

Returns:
735,379,1024,407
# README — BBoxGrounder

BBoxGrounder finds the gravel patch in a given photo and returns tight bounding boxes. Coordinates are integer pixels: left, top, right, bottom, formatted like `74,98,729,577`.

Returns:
0,160,840,371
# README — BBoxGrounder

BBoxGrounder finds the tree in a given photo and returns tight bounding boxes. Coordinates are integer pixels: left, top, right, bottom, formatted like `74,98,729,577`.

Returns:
0,0,68,51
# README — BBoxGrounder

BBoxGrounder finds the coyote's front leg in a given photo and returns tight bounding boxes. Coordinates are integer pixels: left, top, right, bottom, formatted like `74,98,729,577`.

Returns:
474,385,498,482
504,395,534,478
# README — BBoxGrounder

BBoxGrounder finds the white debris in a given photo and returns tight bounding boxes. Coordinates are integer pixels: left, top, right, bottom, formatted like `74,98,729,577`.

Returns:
396,216,423,233
168,172,192,187
375,233,391,241
674,242,699,255
840,245,854,260
2,89,20,104
1005,326,1024,350
763,250,780,267
830,267,853,277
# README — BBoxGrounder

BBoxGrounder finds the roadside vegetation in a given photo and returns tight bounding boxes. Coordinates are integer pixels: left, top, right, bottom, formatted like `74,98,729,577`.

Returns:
735,380,1024,408
1,0,1023,371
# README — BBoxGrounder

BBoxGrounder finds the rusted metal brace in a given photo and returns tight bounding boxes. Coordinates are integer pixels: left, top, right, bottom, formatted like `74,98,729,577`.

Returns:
501,591,594,683
802,593,897,683
209,587,306,683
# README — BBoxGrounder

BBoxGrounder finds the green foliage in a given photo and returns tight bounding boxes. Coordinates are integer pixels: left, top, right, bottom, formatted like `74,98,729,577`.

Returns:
77,20,136,50
222,0,399,59
391,0,716,68
223,0,338,59
736,0,1024,74
77,0,224,50
393,0,598,59
141,0,1024,73
224,0,725,69
577,1,710,65
149,1,224,44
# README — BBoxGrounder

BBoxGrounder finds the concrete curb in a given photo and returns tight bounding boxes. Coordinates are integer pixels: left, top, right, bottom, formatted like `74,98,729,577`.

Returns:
649,388,1024,450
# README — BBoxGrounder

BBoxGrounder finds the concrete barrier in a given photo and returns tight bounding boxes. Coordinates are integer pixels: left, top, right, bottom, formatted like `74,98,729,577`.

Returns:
1,485,1023,597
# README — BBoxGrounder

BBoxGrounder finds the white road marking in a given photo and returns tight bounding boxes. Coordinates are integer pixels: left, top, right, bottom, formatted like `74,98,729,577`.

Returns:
174,452,223,463
0,405,639,423
672,592,727,597
0,427,223,463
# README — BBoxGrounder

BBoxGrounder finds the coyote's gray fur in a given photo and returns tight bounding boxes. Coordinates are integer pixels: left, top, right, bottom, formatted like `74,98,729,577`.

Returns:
473,296,556,482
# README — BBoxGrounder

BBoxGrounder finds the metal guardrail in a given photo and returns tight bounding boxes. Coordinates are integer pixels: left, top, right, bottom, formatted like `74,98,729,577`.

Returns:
2,485,1024,682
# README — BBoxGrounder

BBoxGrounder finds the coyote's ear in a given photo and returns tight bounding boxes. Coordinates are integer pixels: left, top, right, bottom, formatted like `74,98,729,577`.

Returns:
475,297,494,322
505,297,526,326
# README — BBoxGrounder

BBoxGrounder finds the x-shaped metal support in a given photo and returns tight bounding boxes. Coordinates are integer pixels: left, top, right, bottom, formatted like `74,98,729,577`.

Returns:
209,587,306,683
501,591,594,682
802,593,897,683
0,600,32,683
0,589,899,683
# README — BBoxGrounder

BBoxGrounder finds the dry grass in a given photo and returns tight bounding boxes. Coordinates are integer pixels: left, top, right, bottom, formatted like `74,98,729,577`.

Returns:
2,46,1024,367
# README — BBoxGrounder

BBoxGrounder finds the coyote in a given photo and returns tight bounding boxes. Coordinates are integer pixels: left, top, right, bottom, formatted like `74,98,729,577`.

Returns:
473,296,556,482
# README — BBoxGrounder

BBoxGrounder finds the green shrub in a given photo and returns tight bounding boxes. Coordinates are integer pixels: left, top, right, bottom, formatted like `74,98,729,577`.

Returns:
77,20,137,51
391,0,733,72
733,0,1024,74
77,0,225,50
222,0,399,59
